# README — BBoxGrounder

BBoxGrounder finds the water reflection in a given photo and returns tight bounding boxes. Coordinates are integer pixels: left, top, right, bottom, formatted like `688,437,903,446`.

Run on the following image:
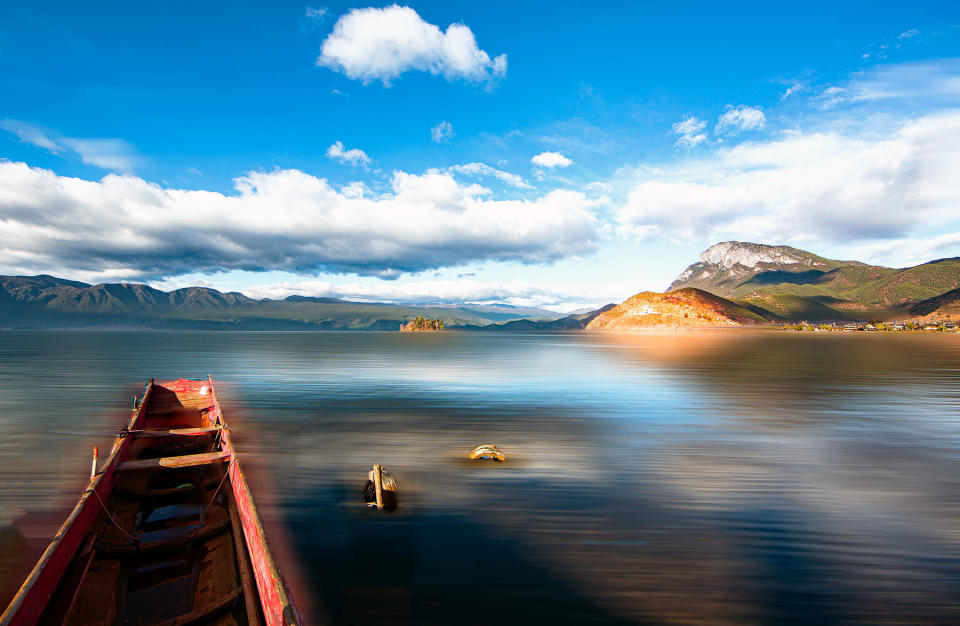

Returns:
0,331,958,623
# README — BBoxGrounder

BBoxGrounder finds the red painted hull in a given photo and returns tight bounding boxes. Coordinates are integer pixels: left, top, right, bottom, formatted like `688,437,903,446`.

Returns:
0,377,302,626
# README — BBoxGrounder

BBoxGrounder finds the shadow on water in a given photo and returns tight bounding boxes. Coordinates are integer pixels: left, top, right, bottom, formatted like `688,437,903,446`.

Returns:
720,508,845,626
285,479,637,626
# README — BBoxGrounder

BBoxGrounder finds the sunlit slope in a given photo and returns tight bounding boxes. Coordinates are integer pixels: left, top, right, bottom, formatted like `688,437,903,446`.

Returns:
586,288,773,330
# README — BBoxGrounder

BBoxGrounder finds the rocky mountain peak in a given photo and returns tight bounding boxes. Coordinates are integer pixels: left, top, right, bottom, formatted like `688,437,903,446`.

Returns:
697,241,816,271
669,241,843,295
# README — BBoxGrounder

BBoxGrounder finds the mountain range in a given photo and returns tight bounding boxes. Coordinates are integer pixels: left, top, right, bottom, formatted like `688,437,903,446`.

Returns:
1,241,957,330
0,275,564,330
667,242,960,322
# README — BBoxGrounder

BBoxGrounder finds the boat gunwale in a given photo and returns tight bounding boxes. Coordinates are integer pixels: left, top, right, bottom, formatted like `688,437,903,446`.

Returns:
0,380,154,626
1,376,303,626
209,377,301,626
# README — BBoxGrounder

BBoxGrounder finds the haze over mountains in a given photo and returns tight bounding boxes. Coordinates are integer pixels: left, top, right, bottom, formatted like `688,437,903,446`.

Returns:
1,241,958,330
0,275,564,330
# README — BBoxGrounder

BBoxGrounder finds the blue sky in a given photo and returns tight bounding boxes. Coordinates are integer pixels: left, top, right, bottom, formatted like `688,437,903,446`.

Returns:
1,1,959,310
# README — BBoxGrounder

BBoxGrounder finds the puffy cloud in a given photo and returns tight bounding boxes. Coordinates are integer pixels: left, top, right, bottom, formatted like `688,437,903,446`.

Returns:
617,112,960,247
0,163,600,281
446,162,532,189
671,116,707,148
430,120,453,143
531,151,572,168
715,105,766,135
317,5,507,85
326,141,370,166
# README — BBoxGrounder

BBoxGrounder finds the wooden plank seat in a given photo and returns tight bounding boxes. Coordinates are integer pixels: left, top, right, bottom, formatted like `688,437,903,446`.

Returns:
118,451,230,472
149,588,241,626
111,474,222,500
126,426,223,438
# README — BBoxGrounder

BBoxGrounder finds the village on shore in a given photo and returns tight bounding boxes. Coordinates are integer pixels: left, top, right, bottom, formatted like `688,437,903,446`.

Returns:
784,319,960,332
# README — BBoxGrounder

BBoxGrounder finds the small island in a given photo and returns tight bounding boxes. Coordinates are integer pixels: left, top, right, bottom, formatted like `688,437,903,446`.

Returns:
400,315,444,332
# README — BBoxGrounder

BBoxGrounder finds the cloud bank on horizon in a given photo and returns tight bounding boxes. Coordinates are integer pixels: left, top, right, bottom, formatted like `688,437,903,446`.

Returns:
0,3,958,308
0,162,599,282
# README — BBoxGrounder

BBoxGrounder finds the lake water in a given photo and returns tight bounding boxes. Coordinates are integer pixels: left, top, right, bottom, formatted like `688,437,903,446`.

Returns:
1,330,959,624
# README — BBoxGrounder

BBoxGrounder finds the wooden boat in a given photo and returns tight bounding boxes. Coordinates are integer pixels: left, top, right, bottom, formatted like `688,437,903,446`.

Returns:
0,377,302,626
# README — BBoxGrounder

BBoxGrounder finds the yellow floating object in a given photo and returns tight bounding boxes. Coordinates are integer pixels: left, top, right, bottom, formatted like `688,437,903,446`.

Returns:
469,444,505,462
364,464,398,511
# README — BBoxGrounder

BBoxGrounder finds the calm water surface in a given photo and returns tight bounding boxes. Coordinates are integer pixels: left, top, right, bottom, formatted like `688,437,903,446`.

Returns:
1,331,959,624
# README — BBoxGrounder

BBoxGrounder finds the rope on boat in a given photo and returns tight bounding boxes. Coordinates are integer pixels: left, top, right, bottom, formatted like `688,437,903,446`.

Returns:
85,486,140,544
201,457,236,522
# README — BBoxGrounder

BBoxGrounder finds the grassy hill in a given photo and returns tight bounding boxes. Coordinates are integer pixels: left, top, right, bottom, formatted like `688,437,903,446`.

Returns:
910,287,960,317
733,259,960,320
669,243,960,321
586,288,773,331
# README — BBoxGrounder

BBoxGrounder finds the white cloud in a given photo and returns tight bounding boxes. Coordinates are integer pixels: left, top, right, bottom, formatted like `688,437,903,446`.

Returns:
305,6,328,20
671,116,707,148
0,119,63,154
844,60,960,105
60,138,138,173
317,5,507,85
242,277,629,311
898,28,919,39
816,85,848,109
585,181,610,193
811,60,960,112
0,120,138,172
715,105,766,135
326,140,370,166
531,151,572,168
0,163,599,281
617,112,960,250
445,162,532,189
431,120,453,143
780,83,806,101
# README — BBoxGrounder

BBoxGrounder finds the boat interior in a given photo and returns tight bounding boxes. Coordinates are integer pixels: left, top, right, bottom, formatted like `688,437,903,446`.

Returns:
36,379,264,626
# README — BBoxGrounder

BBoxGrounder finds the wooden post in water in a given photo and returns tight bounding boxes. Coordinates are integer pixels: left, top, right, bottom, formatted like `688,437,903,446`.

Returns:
373,464,384,510
90,446,98,481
